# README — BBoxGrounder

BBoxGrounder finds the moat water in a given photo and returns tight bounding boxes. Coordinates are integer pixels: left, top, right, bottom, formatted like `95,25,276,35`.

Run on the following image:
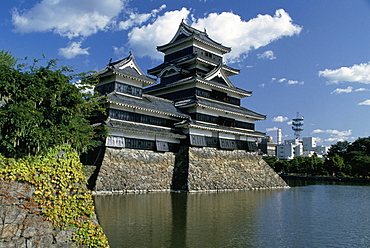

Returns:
94,180,370,248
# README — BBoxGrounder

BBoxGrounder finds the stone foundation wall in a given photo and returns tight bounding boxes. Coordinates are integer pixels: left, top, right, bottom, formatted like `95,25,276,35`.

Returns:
0,181,75,247
94,148,176,193
93,146,288,193
177,147,288,191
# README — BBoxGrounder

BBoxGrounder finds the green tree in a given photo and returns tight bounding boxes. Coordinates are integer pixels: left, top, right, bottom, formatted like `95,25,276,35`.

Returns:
325,153,347,177
350,154,370,178
0,57,105,158
327,141,350,158
327,141,352,168
348,137,370,156
290,156,305,174
0,49,18,67
262,156,279,170
303,154,324,176
275,159,291,174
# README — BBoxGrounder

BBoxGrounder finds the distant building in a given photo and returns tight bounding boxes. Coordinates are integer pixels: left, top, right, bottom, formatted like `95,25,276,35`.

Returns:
274,114,328,160
276,139,303,160
277,129,282,144
276,137,327,160
302,137,328,157
258,136,277,156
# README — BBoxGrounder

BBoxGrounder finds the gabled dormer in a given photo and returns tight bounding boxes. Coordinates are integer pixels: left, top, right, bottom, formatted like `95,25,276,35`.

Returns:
95,52,156,97
158,20,231,56
204,64,238,88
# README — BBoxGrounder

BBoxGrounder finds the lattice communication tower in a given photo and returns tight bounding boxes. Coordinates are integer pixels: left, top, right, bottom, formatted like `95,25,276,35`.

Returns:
292,112,304,140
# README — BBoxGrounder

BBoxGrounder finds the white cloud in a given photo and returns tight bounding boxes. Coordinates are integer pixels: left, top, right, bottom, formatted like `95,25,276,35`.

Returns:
257,50,276,60
287,80,304,85
12,3,302,62
266,126,279,132
58,41,89,59
273,116,288,122
358,99,370,105
118,4,166,30
192,9,302,62
127,8,301,61
356,88,367,92
312,129,352,136
331,86,369,94
12,0,125,39
319,62,370,84
126,8,190,59
312,129,352,143
273,77,304,85
331,86,353,94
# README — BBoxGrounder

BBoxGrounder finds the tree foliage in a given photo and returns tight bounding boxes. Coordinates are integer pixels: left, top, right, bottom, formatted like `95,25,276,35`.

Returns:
264,137,370,178
0,49,18,67
0,55,105,158
327,141,350,158
325,153,346,177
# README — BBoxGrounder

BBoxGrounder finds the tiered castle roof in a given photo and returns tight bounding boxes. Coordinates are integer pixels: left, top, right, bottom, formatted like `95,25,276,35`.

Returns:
94,21,266,152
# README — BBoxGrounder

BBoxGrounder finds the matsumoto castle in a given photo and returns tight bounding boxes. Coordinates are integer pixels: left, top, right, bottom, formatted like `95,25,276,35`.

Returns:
93,21,266,153
86,21,287,192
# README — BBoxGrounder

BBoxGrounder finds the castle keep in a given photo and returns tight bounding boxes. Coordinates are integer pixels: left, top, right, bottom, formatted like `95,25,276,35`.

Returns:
88,21,288,192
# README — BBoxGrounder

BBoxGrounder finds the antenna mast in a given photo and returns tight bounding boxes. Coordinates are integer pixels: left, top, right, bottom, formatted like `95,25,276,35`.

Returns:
292,112,304,141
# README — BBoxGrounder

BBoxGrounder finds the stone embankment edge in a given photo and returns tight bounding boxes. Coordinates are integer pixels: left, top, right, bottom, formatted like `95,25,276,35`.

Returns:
92,186,290,195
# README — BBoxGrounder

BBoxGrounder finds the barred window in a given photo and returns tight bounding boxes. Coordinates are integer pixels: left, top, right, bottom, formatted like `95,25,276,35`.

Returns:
108,109,174,127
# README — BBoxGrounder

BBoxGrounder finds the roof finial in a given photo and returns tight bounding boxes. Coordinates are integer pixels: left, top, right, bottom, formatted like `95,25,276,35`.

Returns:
129,51,133,56
107,58,113,69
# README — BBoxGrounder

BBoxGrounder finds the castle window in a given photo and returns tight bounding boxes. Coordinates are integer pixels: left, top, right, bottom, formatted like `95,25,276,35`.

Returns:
190,135,207,147
210,89,227,101
156,141,169,152
219,139,237,150
218,116,235,127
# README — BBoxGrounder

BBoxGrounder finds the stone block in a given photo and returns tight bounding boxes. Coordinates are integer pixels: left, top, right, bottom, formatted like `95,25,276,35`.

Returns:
0,224,19,239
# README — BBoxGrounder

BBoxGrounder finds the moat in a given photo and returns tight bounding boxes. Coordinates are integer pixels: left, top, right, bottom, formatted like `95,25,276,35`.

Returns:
94,180,370,247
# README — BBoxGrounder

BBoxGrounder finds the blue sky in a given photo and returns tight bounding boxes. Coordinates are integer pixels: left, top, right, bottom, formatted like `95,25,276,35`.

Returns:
1,0,370,147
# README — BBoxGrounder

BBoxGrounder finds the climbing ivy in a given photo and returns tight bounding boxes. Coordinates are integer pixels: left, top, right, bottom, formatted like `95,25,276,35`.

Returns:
0,145,109,247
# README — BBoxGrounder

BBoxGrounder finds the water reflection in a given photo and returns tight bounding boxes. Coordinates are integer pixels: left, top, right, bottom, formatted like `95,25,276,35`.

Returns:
94,190,286,247
170,193,187,248
94,184,370,248
94,193,173,247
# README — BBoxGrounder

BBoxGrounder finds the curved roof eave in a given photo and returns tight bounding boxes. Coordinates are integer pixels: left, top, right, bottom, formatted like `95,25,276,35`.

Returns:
175,96,266,120
188,102,265,120
157,36,231,54
145,76,252,97
107,120,187,139
195,78,252,97
177,122,265,138
107,98,188,119
111,69,156,86
196,103,266,120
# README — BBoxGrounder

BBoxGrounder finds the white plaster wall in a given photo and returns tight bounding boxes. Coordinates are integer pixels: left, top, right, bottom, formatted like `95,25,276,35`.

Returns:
108,129,180,144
